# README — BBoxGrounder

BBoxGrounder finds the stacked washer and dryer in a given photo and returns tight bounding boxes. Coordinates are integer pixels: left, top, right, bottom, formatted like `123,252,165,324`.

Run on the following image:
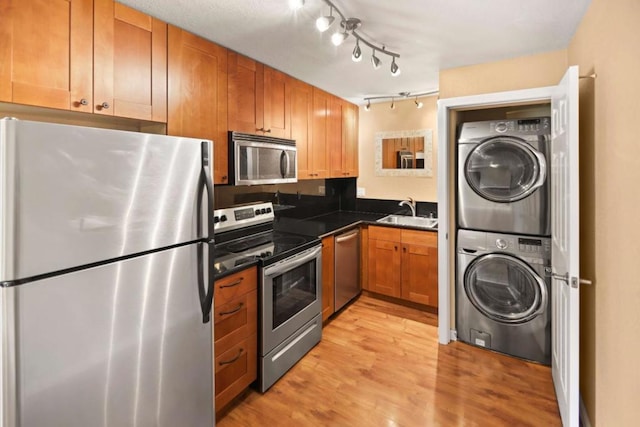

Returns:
456,117,552,365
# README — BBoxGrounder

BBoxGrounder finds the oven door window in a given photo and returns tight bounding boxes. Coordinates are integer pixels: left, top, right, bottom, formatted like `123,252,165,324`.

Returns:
272,259,317,329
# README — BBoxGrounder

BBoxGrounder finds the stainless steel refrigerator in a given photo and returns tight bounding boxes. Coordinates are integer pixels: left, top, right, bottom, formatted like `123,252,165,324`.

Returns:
0,118,215,426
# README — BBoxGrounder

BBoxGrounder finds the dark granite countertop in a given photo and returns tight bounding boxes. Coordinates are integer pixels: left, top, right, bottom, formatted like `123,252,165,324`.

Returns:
274,210,433,237
213,259,259,281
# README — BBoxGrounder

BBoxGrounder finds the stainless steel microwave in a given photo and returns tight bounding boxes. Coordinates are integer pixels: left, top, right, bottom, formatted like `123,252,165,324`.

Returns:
228,131,297,185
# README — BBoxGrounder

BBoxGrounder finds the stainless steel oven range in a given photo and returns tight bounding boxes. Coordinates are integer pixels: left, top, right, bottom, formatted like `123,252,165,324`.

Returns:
213,202,322,392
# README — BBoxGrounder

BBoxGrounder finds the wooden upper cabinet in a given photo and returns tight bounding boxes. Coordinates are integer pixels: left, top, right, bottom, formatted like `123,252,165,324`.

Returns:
228,52,263,134
0,0,93,112
94,0,167,121
167,26,229,184
228,52,290,137
329,98,359,178
307,87,330,179
290,78,313,180
263,66,290,138
342,102,359,177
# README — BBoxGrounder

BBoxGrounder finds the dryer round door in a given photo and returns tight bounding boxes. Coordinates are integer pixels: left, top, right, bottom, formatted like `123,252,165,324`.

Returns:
463,253,548,323
464,137,546,203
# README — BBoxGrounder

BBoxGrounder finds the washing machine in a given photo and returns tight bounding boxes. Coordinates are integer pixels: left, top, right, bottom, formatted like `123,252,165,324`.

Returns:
456,229,551,365
458,117,551,236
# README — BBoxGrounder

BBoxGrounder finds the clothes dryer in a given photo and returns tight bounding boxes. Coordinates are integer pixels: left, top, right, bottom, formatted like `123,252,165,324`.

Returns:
456,229,551,365
458,117,551,235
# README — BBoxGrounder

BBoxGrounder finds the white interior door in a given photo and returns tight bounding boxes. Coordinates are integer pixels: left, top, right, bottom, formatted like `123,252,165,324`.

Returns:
550,65,580,426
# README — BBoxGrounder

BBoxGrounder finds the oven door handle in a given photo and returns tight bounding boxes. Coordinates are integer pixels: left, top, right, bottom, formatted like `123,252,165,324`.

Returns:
263,245,322,278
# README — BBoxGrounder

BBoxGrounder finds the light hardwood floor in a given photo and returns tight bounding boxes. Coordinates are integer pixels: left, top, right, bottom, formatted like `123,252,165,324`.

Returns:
217,295,561,426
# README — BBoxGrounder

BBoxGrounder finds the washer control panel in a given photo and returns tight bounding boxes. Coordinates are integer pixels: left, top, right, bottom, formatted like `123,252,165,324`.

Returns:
488,117,551,134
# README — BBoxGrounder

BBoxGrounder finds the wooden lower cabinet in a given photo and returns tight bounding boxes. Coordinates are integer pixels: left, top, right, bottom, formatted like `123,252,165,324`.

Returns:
367,226,438,307
213,267,258,413
321,235,335,321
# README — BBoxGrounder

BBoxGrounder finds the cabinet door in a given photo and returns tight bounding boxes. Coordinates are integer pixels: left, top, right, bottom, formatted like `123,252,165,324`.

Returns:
342,101,359,177
0,0,93,112
167,27,229,184
367,239,401,297
263,66,290,138
94,0,167,121
228,52,264,134
328,95,344,177
310,88,330,178
290,79,313,179
401,244,438,306
321,235,335,321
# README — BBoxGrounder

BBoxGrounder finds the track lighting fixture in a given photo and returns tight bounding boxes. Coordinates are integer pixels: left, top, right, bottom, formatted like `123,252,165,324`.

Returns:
362,91,439,112
390,57,400,76
300,0,400,76
371,49,381,70
315,6,335,32
352,39,362,62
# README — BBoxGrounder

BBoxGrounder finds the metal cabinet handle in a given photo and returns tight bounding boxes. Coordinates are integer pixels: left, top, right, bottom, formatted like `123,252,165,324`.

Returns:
219,348,244,366
219,278,243,289
100,102,110,110
218,302,244,316
264,128,271,133
79,98,88,106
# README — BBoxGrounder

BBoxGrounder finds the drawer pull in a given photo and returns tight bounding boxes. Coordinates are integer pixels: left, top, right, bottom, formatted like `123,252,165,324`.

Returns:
219,348,244,366
218,303,244,316
219,278,243,289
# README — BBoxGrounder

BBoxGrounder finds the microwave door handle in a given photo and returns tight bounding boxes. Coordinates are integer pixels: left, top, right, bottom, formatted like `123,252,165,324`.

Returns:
280,150,289,178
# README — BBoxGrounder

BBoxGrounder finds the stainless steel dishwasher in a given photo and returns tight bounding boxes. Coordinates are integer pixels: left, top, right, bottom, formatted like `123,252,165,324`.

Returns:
334,227,361,311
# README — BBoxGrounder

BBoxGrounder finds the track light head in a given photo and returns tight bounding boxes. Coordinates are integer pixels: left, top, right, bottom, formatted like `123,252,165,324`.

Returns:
331,29,348,46
364,99,371,111
315,7,335,32
352,40,362,62
390,57,401,76
289,0,305,11
390,98,395,110
371,50,381,70
415,97,424,109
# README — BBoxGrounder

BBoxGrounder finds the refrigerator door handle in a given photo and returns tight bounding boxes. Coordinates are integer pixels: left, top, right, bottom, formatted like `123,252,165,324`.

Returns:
197,240,215,323
197,141,215,323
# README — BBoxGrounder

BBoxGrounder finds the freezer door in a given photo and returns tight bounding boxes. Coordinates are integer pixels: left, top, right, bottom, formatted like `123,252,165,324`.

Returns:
1,245,213,427
0,119,213,282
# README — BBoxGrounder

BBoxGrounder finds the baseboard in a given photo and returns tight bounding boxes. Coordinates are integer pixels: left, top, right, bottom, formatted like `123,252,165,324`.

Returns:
579,394,592,427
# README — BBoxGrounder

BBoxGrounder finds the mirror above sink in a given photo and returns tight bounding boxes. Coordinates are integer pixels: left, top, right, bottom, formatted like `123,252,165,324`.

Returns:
375,129,433,177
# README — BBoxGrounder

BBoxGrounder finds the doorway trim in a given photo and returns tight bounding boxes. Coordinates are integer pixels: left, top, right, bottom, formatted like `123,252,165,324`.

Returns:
436,85,556,344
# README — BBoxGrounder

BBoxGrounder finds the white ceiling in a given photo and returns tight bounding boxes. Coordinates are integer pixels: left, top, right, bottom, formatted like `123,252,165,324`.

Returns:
118,0,591,105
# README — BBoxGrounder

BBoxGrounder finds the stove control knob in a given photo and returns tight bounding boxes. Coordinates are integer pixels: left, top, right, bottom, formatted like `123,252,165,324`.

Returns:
261,208,267,214
266,207,272,213
496,238,508,249
266,251,272,256
220,215,227,222
213,216,220,223
255,209,261,215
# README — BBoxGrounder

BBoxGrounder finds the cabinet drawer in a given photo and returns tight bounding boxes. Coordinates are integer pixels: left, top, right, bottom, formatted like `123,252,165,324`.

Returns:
369,226,401,242
401,229,437,247
214,267,257,307
214,334,257,412
214,289,257,355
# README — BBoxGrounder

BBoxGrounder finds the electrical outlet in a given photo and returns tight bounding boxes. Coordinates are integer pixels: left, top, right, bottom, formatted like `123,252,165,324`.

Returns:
357,187,365,197
318,185,325,194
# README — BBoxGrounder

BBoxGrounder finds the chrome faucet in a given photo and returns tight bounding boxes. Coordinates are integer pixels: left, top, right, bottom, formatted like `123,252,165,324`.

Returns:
399,198,416,217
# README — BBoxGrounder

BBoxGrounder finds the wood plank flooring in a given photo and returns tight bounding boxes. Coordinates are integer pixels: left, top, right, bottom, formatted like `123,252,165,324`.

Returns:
217,295,561,426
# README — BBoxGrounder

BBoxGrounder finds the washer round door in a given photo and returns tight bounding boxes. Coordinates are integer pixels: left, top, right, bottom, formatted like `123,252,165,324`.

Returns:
464,253,548,323
464,137,546,203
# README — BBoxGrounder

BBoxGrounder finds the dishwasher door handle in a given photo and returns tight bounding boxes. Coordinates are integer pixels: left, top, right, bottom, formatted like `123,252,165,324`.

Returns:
335,229,359,243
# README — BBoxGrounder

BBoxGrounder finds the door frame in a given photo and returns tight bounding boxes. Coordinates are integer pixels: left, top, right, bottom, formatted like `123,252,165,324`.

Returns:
436,85,556,344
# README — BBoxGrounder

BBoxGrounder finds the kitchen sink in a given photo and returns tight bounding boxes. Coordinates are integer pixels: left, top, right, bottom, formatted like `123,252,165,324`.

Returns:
377,215,438,229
